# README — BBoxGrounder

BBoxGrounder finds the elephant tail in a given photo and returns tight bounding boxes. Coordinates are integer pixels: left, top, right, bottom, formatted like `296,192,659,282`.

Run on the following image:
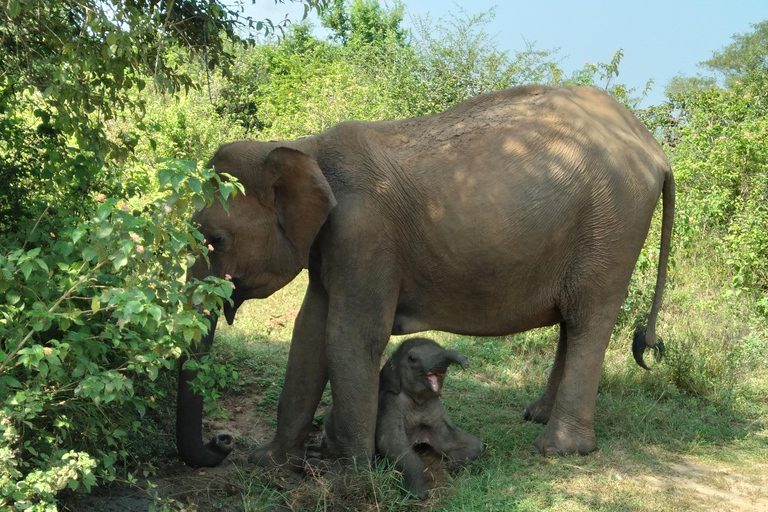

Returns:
633,169,675,370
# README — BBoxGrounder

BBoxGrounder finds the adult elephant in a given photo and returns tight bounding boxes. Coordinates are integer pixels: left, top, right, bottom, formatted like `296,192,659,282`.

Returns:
176,85,674,468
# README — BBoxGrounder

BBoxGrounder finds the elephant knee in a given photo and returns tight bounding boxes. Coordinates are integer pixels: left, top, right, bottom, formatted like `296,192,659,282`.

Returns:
446,433,482,473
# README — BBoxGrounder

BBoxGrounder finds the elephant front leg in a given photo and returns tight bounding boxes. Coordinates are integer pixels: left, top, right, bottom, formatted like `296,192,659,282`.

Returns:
377,434,430,500
250,274,329,470
323,286,399,463
523,322,566,424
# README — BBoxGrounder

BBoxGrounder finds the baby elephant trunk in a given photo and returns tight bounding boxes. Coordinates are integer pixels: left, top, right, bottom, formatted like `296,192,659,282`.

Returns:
425,349,469,393
442,349,469,370
428,349,469,374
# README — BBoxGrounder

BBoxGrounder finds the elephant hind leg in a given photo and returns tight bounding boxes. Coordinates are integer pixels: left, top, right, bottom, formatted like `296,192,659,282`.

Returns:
530,297,624,456
522,322,566,424
428,420,482,473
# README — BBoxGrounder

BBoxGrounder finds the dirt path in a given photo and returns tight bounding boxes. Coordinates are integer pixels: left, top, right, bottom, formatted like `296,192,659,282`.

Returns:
639,459,768,511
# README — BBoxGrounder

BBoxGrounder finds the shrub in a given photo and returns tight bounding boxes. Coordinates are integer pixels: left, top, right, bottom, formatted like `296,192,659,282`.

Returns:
0,160,239,509
664,74,768,291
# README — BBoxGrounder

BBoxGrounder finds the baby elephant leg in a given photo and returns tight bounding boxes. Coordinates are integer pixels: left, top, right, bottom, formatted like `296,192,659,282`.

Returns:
430,422,482,474
377,437,429,500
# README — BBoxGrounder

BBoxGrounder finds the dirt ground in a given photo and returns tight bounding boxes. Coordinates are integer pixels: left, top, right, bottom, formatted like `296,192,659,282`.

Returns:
60,382,768,512
637,459,768,512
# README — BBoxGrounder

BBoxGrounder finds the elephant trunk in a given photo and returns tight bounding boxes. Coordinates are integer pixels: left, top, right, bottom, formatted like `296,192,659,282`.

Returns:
176,313,233,466
428,349,469,374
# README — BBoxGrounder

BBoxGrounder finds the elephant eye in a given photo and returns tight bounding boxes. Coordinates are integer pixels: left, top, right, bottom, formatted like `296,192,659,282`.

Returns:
206,234,225,250
407,354,418,363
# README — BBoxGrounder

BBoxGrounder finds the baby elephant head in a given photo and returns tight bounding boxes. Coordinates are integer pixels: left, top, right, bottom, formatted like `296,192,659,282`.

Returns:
380,337,469,402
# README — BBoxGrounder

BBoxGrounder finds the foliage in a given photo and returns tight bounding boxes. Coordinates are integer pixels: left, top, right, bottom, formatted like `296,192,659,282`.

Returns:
321,0,407,46
0,0,322,508
664,73,719,97
0,0,243,228
409,7,563,113
220,0,569,141
565,49,654,109
659,72,768,291
0,0,328,229
0,160,240,509
702,19,768,85
625,21,768,402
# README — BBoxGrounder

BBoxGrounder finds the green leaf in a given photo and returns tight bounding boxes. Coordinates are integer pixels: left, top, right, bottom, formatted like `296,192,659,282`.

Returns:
158,168,173,187
113,252,128,270
147,304,163,321
95,225,113,239
72,227,86,245
8,1,20,18
1,375,22,388
6,290,21,305
146,365,158,381
20,261,34,280
192,193,207,211
219,181,235,199
82,246,98,263
91,296,100,314
97,203,112,222
188,176,202,194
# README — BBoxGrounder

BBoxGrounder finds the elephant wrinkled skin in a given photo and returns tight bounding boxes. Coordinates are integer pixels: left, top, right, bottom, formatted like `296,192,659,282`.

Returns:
177,85,674,469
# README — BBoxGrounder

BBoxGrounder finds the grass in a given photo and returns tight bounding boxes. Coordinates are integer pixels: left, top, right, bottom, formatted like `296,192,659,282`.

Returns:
180,232,768,511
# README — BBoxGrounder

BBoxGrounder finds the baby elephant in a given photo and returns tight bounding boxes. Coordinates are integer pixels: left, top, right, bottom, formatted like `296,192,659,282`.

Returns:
324,337,481,499
377,337,482,498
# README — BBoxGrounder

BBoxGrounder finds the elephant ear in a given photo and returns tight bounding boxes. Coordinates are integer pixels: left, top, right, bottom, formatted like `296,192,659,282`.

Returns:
265,147,338,268
379,357,401,395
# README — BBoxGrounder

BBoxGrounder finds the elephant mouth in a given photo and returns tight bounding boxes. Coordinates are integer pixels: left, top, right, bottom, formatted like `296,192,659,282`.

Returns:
223,278,247,325
426,372,444,392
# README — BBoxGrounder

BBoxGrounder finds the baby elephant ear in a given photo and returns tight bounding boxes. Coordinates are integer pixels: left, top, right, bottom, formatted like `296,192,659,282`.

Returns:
444,349,469,370
265,147,338,268
379,358,401,395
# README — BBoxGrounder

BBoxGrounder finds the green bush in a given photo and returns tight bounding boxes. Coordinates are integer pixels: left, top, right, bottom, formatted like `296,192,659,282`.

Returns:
664,74,768,291
0,159,239,509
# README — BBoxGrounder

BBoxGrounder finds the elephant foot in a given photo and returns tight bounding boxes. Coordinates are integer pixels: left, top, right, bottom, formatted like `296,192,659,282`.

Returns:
249,438,306,472
208,433,234,456
444,436,483,474
304,457,389,498
522,396,554,424
402,472,430,501
530,420,596,457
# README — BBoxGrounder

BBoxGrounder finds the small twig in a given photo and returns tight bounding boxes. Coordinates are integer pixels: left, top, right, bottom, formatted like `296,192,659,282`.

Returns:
154,0,176,86
21,205,50,252
638,388,667,425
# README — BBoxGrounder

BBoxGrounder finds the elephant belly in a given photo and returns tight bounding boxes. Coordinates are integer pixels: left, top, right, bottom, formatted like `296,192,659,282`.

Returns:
391,298,562,337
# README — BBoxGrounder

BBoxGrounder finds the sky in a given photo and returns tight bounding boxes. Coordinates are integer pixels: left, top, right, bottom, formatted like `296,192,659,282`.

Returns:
235,0,766,107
